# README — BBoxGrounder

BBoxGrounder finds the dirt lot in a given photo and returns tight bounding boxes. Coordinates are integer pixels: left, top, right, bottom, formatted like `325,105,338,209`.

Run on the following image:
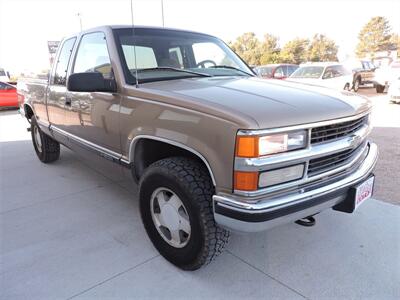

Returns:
357,87,400,206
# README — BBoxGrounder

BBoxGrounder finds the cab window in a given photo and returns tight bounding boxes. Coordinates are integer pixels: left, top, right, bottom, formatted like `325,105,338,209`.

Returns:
53,37,76,85
73,32,112,79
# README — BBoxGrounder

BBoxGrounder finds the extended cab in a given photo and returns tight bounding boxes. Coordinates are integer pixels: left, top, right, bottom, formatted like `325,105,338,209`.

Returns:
19,26,378,270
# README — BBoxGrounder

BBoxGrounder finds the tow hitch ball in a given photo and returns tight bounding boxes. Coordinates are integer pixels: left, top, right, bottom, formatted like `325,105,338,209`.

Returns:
295,216,316,227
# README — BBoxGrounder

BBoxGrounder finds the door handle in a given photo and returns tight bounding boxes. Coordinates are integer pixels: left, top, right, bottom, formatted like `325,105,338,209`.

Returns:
65,97,71,106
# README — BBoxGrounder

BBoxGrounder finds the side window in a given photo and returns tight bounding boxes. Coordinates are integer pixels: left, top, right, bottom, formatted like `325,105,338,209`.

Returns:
331,66,343,77
73,32,112,79
274,67,284,77
259,67,272,77
0,82,6,90
334,65,351,76
53,38,76,85
322,67,333,79
289,66,298,75
282,66,290,76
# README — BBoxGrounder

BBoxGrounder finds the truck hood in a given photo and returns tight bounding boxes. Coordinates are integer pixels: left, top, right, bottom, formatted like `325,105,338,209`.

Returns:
141,76,371,129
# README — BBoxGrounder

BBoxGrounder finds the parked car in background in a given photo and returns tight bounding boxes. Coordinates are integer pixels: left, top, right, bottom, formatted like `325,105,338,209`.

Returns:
348,60,376,92
287,62,353,91
388,76,400,104
373,60,400,93
0,81,19,108
0,68,11,83
254,64,298,79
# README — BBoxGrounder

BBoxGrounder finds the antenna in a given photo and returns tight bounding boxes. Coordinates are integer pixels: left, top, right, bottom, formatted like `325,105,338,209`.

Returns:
130,0,139,88
161,0,165,27
76,12,83,31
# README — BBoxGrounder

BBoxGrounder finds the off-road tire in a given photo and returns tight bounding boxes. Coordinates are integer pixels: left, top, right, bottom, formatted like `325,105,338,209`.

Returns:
139,157,230,270
31,117,60,163
376,84,385,93
353,77,361,92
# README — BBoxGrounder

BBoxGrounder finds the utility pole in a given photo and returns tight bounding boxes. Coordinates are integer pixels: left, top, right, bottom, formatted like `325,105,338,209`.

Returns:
161,0,165,27
77,13,83,31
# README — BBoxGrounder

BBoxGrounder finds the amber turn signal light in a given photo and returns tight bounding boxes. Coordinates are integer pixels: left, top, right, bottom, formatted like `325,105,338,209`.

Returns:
234,171,258,191
236,136,258,158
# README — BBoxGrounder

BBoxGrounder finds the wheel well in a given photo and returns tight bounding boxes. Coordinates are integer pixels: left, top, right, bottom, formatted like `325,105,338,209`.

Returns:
132,138,213,184
24,104,34,120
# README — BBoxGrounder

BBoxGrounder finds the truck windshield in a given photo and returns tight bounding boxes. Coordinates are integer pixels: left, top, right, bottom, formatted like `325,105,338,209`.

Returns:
113,28,254,84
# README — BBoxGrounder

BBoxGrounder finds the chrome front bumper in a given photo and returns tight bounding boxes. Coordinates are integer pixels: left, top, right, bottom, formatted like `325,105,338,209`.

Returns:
213,142,379,232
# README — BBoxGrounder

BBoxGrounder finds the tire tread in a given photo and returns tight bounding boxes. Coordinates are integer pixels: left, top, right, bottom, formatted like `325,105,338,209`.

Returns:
141,157,230,270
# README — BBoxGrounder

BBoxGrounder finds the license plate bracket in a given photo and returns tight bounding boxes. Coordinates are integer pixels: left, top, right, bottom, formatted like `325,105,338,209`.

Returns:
333,175,375,213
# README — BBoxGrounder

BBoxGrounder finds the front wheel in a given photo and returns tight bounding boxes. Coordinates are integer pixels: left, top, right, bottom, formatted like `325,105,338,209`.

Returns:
139,157,229,270
31,117,60,163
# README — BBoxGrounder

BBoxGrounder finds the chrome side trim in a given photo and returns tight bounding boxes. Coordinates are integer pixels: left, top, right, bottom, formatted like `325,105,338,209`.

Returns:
37,119,50,128
127,135,217,186
50,126,125,164
237,110,371,136
214,142,378,216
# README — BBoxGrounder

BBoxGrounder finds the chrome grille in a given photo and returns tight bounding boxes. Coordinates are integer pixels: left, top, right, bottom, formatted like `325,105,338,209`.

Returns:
307,143,366,176
311,115,368,144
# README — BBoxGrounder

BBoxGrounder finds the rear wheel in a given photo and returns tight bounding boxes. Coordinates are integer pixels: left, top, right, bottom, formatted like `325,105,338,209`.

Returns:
139,157,229,270
353,77,360,92
31,117,60,163
376,84,385,93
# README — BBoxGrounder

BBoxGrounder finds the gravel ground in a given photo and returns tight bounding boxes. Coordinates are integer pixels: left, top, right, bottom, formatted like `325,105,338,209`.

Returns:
358,87,400,206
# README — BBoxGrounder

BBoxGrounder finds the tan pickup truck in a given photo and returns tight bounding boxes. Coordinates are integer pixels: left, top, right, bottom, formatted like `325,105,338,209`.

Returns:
18,25,378,270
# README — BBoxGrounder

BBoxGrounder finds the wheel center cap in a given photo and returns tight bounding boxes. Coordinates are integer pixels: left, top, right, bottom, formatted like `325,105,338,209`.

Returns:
161,204,180,230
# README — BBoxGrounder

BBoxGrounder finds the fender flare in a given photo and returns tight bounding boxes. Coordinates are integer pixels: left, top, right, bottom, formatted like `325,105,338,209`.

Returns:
128,135,217,186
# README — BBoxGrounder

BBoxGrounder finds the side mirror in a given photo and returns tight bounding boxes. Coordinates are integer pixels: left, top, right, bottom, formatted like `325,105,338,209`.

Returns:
273,73,284,79
67,72,116,93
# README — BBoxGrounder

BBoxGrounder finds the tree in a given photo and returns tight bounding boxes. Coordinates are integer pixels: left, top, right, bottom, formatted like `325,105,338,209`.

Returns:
259,34,281,64
356,16,392,58
390,33,400,51
280,38,309,64
308,34,338,62
229,32,262,65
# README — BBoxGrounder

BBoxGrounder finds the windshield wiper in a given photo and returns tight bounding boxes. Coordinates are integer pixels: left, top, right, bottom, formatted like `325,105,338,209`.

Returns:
209,65,254,76
137,67,212,77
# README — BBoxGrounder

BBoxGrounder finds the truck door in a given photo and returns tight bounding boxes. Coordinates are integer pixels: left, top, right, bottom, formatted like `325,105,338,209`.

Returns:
66,31,121,154
47,37,76,137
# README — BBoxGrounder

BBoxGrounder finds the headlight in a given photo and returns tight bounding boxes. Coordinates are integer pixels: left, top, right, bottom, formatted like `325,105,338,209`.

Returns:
236,130,307,158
